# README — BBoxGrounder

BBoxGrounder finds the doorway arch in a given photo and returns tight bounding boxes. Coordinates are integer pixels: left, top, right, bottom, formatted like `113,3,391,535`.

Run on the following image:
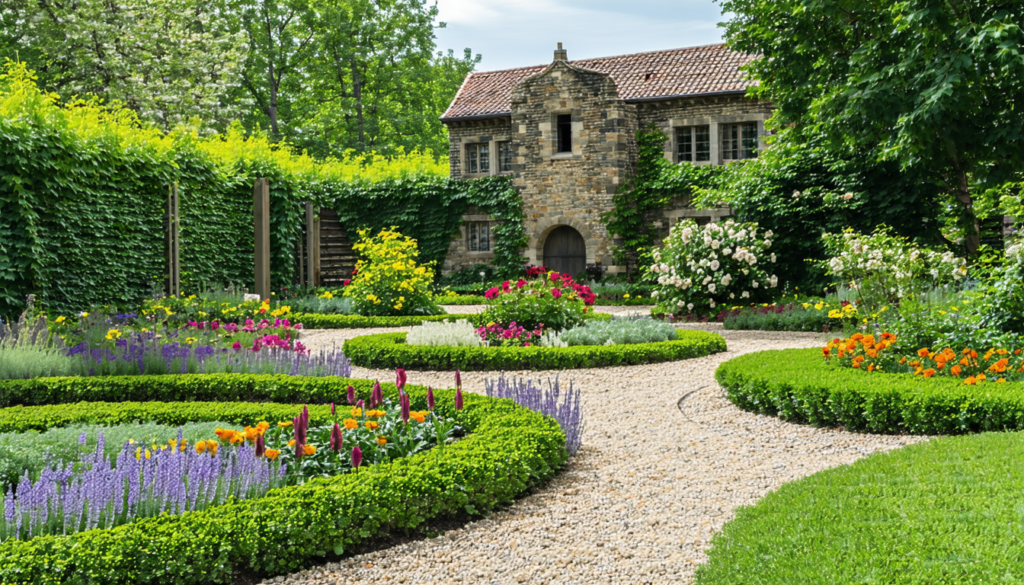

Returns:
543,225,587,277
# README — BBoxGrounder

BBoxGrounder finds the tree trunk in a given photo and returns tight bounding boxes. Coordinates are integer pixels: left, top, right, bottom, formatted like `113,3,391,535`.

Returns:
350,57,364,150
267,61,280,137
955,168,980,257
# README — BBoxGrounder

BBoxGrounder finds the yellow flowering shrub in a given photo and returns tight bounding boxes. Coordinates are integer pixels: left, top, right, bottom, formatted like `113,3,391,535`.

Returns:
344,228,441,317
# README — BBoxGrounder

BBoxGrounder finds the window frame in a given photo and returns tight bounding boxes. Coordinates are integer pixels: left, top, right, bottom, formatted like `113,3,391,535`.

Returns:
497,141,513,173
720,122,759,161
466,221,491,253
556,114,573,153
465,142,490,174
676,125,711,163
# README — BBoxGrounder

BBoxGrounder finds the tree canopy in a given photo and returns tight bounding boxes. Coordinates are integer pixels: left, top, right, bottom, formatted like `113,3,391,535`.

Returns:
718,0,1024,256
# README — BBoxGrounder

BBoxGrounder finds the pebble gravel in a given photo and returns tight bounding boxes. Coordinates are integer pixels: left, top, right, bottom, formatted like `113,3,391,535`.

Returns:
270,320,926,585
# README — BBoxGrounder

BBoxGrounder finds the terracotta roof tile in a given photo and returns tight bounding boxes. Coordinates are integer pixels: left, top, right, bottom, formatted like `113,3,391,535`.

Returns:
441,44,756,121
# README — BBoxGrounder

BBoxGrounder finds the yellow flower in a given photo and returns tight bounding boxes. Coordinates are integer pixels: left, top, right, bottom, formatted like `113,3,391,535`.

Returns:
623,294,630,299
376,436,387,446
105,329,121,341
184,337,197,344
814,302,824,310
344,418,359,430
303,444,317,456
81,312,89,318
265,449,280,460
55,316,66,323
278,421,293,428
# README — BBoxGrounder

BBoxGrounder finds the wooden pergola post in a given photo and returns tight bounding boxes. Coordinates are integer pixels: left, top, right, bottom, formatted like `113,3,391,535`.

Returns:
305,201,320,288
254,179,271,300
165,182,180,297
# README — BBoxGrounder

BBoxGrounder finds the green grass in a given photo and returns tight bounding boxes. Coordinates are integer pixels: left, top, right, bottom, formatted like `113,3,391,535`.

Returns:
697,432,1024,584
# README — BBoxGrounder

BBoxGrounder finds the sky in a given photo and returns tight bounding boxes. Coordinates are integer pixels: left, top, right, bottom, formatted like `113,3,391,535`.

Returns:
433,0,728,72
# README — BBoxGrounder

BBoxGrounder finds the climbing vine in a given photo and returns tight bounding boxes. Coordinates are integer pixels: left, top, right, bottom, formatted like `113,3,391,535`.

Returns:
602,126,724,277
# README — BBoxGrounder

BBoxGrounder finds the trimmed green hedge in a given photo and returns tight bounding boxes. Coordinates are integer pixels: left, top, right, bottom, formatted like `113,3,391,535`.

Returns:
435,294,656,307
716,348,1024,434
344,330,726,371
697,432,1024,584
0,376,568,584
294,311,613,329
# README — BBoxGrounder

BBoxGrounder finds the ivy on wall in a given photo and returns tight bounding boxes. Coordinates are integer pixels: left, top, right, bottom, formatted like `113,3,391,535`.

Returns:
602,126,724,276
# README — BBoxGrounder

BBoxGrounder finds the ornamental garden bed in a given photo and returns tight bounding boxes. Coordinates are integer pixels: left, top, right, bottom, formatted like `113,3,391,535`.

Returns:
697,431,1024,585
344,329,726,371
716,347,1024,434
0,374,569,584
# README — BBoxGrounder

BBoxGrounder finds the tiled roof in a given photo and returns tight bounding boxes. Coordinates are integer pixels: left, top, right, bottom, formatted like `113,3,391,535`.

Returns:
441,44,756,121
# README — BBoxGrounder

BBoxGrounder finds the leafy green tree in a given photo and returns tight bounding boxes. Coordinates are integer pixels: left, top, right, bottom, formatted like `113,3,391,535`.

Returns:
718,0,1024,256
1,0,248,130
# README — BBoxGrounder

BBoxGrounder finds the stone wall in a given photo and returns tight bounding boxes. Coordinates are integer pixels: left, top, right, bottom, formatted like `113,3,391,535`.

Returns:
510,61,638,268
446,118,513,179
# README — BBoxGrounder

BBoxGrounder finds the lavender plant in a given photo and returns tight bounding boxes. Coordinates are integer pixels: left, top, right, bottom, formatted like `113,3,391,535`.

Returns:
1,430,287,542
484,375,583,454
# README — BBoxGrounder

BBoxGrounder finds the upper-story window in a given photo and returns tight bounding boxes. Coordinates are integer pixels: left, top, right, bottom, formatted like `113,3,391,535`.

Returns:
466,142,490,173
677,125,711,163
721,122,759,161
466,222,491,252
498,141,513,172
556,114,572,153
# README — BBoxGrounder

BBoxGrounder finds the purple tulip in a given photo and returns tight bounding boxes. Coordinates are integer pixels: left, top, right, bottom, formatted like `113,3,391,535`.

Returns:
347,385,356,405
396,368,407,392
401,393,410,423
255,434,266,457
330,402,336,417
370,381,382,408
357,399,365,410
329,423,343,452
455,385,464,411
427,386,435,411
351,446,363,470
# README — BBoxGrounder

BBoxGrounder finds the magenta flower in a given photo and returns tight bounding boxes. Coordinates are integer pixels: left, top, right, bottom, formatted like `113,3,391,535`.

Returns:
232,341,242,350
330,402,336,417
551,288,562,299
347,385,356,405
255,434,266,457
329,423,344,452
455,385,464,411
351,446,363,470
427,387,435,410
456,370,462,391
370,381,382,408
396,368,407,392
401,392,410,423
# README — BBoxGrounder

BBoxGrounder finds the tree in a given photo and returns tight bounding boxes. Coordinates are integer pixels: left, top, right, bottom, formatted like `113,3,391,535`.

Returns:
717,0,1024,256
3,0,248,130
229,0,317,139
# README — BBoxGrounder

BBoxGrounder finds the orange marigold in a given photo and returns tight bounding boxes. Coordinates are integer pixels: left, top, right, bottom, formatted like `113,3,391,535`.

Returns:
923,369,936,378
950,365,962,376
964,377,977,385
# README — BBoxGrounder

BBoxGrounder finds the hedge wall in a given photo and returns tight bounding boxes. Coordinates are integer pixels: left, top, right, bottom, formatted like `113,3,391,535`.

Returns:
343,330,727,371
716,348,1024,434
0,65,523,319
0,374,568,583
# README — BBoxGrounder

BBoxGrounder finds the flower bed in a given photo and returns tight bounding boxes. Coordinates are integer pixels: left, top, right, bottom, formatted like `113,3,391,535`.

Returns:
0,375,568,583
291,312,613,330
716,348,1024,434
344,330,727,371
697,432,1024,585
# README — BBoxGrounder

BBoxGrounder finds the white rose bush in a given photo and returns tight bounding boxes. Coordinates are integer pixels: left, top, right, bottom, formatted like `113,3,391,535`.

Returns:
647,219,778,316
820,227,966,311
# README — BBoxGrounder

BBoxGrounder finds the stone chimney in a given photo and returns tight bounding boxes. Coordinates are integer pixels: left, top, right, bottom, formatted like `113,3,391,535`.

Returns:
553,42,568,62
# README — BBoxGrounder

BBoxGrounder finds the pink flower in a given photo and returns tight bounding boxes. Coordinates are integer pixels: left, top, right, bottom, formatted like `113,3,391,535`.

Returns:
549,273,559,282
484,286,500,300
516,279,526,289
551,288,562,299
232,341,242,350
211,320,220,330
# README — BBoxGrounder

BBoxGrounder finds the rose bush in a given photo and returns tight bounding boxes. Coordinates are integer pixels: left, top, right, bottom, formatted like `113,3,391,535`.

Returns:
480,272,595,332
649,219,778,316
344,228,442,317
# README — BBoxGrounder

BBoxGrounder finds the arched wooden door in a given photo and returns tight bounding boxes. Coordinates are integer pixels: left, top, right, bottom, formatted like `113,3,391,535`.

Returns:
543,226,586,277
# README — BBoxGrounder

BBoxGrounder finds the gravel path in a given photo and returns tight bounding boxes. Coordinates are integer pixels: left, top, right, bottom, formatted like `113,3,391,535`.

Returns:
268,325,925,585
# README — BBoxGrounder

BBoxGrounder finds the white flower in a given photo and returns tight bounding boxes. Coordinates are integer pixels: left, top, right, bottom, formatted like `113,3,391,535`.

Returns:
753,281,759,289
721,274,732,286
723,248,732,256
711,239,720,250
729,293,735,299
741,291,749,298
710,260,720,271
652,290,659,298
709,299,716,308
708,283,716,293
742,269,749,275
770,275,778,288
702,276,712,285
765,230,773,238
770,253,776,263
687,303,694,311
677,300,685,308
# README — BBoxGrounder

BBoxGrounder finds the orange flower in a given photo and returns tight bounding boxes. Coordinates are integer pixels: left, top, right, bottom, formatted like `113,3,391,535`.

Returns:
256,421,270,433
922,369,936,378
265,449,280,460
376,436,387,446
851,333,864,341
244,426,261,442
344,418,358,430
208,442,219,456
365,421,379,430
195,440,208,454
287,439,296,447
229,433,245,445
410,411,426,423
964,377,977,385
977,373,987,381
959,357,970,367
852,361,861,369
865,349,878,359
951,365,962,376
351,407,363,417
867,364,875,372
214,428,237,441
823,347,831,357
917,348,930,358
997,378,1006,383
303,444,317,456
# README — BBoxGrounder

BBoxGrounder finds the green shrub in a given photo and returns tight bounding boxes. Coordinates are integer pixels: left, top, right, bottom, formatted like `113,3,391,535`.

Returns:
560,318,677,346
292,311,613,330
697,432,1024,585
721,305,828,332
479,275,593,332
0,379,568,584
344,330,726,371
716,348,1024,434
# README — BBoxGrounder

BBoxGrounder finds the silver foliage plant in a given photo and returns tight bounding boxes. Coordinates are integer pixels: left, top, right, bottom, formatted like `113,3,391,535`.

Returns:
559,317,677,346
405,319,482,347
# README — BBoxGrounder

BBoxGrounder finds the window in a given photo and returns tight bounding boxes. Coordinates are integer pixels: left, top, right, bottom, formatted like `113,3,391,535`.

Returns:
466,142,490,174
721,122,759,161
676,125,710,163
498,141,513,172
466,222,490,252
556,114,572,153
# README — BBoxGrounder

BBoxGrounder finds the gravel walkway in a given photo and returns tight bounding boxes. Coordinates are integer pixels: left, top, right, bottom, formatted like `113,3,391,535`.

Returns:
268,325,925,585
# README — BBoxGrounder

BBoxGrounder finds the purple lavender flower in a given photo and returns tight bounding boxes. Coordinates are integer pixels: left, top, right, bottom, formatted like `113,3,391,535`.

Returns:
485,375,583,454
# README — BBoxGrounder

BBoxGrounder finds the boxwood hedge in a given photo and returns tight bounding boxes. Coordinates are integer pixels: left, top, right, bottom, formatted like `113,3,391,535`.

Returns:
344,330,727,371
293,311,613,329
716,348,1024,434
0,376,568,584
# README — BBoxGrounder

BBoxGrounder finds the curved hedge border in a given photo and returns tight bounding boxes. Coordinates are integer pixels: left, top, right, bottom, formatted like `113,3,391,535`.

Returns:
716,348,1024,434
0,376,568,584
293,311,613,329
697,432,1024,584
344,330,726,371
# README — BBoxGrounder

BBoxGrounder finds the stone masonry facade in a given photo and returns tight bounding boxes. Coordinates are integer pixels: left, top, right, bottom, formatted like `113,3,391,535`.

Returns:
440,44,772,275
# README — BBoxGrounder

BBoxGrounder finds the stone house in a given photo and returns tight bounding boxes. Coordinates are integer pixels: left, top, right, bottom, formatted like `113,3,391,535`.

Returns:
440,43,771,277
